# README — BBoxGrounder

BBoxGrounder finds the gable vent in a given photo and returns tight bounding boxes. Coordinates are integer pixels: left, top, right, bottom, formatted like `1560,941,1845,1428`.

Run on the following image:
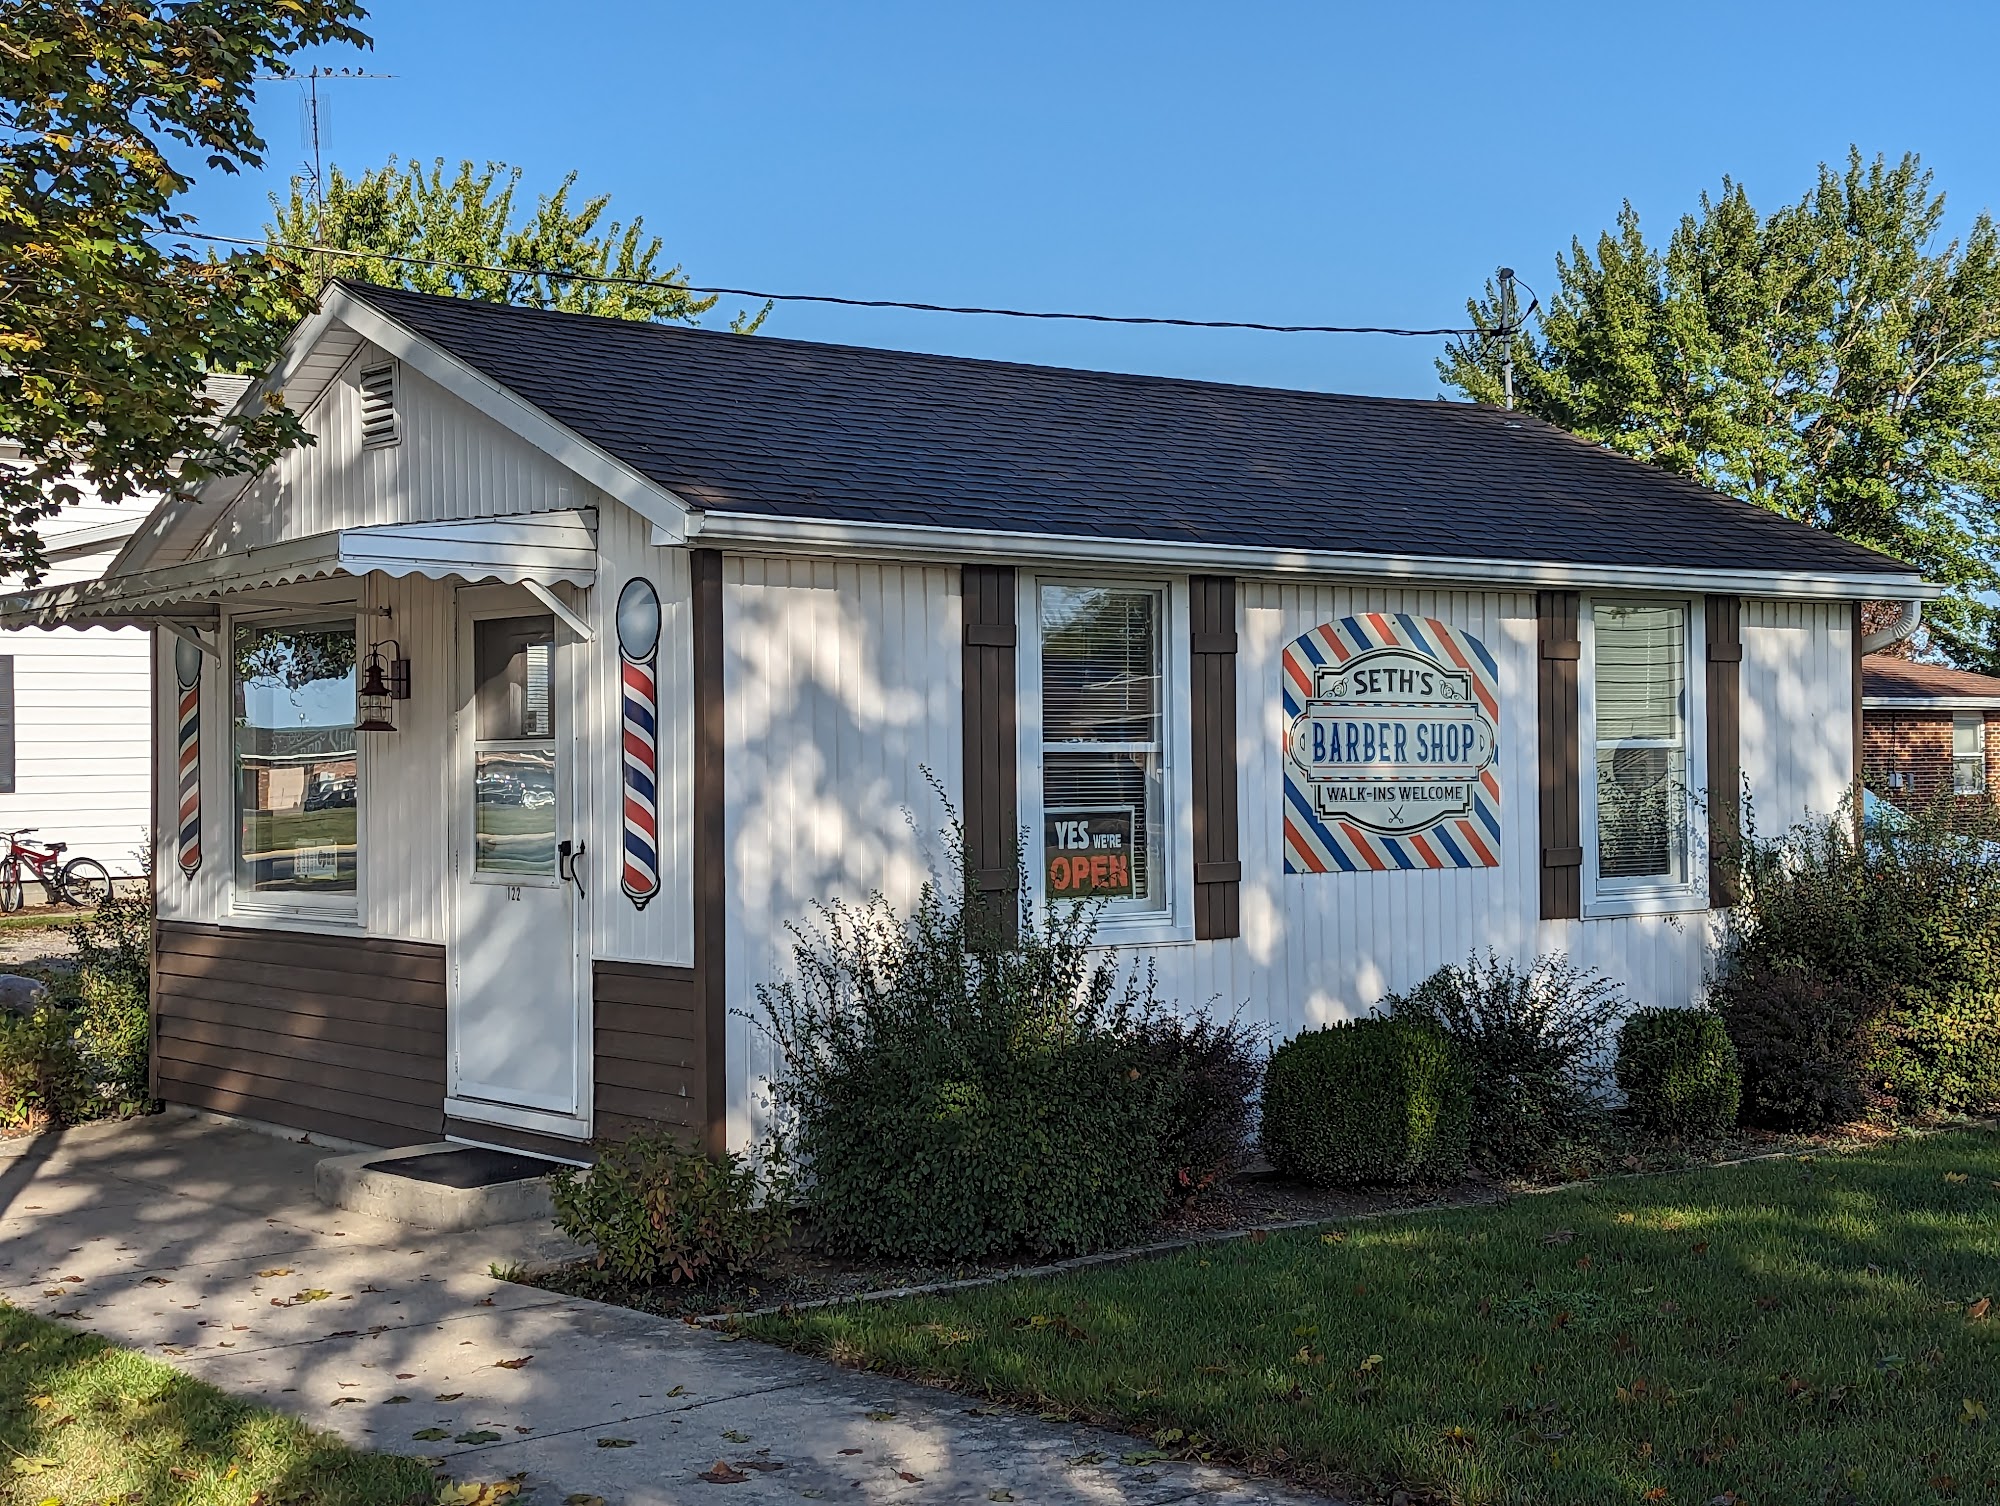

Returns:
358,363,400,450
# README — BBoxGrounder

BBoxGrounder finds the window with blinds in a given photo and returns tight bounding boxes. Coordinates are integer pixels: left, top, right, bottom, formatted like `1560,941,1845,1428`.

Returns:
1592,602,1688,884
1039,583,1167,917
1954,712,1986,796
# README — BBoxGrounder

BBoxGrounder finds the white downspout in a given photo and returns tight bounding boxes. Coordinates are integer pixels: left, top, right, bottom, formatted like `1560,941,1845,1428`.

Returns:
1861,599,1923,655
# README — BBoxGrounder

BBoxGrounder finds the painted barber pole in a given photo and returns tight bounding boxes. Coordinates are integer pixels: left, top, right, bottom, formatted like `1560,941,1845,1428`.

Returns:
1283,613,1501,874
173,637,203,877
615,577,662,910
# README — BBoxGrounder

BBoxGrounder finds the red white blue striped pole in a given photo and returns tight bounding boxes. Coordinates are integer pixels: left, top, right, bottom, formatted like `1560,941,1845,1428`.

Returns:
615,578,662,911
173,637,203,877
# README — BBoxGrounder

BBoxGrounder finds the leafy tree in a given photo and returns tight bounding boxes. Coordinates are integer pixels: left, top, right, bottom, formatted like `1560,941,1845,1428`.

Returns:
266,156,767,330
1441,150,2000,667
0,0,369,582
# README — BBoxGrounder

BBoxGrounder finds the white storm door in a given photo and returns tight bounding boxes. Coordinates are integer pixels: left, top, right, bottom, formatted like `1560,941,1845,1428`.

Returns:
448,594,585,1126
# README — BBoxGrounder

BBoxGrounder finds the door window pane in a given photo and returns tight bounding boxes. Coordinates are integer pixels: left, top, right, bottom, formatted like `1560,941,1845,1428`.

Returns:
233,621,357,898
475,748,558,875
1593,603,1688,883
1040,584,1165,914
476,616,556,740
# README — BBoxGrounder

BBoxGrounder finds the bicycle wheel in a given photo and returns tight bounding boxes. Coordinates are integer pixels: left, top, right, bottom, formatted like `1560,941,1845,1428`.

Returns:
0,860,22,914
59,857,112,909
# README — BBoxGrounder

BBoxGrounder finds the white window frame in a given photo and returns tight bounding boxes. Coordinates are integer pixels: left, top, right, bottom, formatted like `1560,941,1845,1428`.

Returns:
1017,572,1194,946
1953,711,1987,797
224,601,367,930
1578,594,1709,919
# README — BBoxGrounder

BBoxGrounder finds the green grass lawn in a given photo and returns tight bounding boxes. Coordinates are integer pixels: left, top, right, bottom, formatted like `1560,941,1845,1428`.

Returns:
747,1129,2000,1506
0,1304,433,1506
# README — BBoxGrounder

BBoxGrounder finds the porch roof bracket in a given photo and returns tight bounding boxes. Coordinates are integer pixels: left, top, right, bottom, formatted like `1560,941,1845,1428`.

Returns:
522,578,595,642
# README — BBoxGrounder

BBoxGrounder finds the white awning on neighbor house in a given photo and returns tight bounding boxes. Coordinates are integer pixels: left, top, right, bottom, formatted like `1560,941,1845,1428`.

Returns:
0,509,598,631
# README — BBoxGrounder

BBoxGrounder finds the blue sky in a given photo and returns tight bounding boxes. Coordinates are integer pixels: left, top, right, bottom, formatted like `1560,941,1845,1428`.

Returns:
184,0,1999,400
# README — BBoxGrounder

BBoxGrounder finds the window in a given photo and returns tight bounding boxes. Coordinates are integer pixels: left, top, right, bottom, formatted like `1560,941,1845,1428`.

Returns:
232,619,358,908
472,615,559,878
1954,712,1987,796
1037,582,1169,922
1585,600,1702,910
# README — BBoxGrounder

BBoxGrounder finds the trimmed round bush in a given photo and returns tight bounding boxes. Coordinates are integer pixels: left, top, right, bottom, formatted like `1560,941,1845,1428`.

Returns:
1614,1007,1742,1138
1259,1017,1469,1186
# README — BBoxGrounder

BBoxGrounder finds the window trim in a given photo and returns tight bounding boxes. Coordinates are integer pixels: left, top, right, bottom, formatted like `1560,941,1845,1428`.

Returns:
224,602,366,926
1017,572,1194,946
1577,594,1709,919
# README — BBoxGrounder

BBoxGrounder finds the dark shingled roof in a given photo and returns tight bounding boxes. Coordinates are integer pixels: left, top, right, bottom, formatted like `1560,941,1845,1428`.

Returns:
1862,655,2000,701
343,281,1918,580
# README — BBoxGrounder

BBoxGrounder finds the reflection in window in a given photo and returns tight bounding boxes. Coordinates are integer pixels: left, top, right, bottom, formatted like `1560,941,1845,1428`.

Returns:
1593,603,1688,884
473,615,558,878
233,620,358,901
1040,583,1166,915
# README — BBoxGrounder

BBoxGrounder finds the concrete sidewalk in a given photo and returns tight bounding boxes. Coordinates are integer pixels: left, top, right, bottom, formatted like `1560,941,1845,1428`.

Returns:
0,1114,1331,1505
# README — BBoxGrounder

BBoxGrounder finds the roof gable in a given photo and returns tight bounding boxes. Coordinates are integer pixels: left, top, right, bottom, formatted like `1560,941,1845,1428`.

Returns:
338,280,1921,586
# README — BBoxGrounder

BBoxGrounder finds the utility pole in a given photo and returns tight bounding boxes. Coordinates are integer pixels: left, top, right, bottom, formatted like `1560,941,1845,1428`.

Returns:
1496,266,1517,411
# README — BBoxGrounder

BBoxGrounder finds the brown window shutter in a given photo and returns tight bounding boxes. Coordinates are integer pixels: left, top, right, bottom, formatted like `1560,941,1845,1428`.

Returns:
1537,590,1582,920
1189,575,1241,940
961,564,1019,945
1705,595,1743,908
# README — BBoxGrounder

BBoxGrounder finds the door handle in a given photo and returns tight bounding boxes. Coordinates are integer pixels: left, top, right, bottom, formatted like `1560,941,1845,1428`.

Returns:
558,838,587,898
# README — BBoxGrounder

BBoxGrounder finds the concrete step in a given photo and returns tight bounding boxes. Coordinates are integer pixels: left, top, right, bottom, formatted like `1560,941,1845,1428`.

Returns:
315,1141,560,1232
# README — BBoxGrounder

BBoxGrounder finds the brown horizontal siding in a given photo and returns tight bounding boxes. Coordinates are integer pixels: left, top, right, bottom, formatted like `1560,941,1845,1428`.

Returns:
155,920,446,1148
592,960,704,1143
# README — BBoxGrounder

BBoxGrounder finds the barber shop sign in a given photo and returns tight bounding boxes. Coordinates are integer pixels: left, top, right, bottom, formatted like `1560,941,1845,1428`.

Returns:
1283,613,1501,873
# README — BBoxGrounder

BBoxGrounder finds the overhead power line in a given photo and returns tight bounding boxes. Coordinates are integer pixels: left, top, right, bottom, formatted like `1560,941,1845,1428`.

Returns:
171,232,1492,338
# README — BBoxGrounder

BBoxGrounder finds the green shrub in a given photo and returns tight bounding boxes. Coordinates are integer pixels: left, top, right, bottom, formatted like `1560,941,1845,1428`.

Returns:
1384,950,1622,1174
756,806,1228,1263
548,1128,790,1286
66,889,153,1104
0,1007,91,1130
1614,1007,1741,1138
1718,801,2000,1123
1259,1017,1468,1186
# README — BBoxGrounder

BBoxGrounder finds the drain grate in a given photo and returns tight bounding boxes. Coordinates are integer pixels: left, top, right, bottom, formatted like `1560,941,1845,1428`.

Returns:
360,1146,562,1189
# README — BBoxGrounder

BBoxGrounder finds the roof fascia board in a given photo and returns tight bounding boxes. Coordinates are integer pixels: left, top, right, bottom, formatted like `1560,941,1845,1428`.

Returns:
691,511,1941,602
324,287,695,542
1862,696,2000,710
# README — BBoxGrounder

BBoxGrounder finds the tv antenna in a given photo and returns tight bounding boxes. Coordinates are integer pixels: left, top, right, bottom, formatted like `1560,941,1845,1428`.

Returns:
257,65,396,276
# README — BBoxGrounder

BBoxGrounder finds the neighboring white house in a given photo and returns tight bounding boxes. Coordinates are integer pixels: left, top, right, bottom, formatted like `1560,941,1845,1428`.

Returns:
0,461,154,878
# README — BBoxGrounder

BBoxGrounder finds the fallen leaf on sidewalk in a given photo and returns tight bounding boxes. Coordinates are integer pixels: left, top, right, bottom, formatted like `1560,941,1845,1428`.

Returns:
455,1430,502,1445
838,1449,862,1456
493,1356,532,1370
699,1460,748,1484
412,1429,452,1442
142,1276,172,1286
564,1497,605,1506
865,1410,897,1422
898,1471,923,1483
383,1396,411,1404
738,1460,785,1472
596,1439,636,1449
256,1268,293,1278
435,1393,464,1401
722,1429,751,1443
396,1372,415,1379
475,1298,495,1307
329,1397,362,1406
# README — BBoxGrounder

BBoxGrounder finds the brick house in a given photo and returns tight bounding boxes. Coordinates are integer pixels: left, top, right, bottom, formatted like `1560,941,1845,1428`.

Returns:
1861,655,2000,807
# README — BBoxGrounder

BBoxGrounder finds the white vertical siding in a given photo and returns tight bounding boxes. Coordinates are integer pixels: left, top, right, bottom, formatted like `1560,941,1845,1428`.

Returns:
1741,598,1855,837
585,509,694,967
0,503,158,877
716,572,1868,1150
357,572,453,942
722,557,963,1147
192,346,605,560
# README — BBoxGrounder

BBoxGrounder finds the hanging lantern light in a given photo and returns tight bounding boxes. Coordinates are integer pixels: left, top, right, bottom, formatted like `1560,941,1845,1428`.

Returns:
356,638,409,733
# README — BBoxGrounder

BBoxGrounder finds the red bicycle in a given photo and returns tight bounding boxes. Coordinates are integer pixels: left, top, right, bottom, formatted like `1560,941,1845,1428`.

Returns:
0,829,113,912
